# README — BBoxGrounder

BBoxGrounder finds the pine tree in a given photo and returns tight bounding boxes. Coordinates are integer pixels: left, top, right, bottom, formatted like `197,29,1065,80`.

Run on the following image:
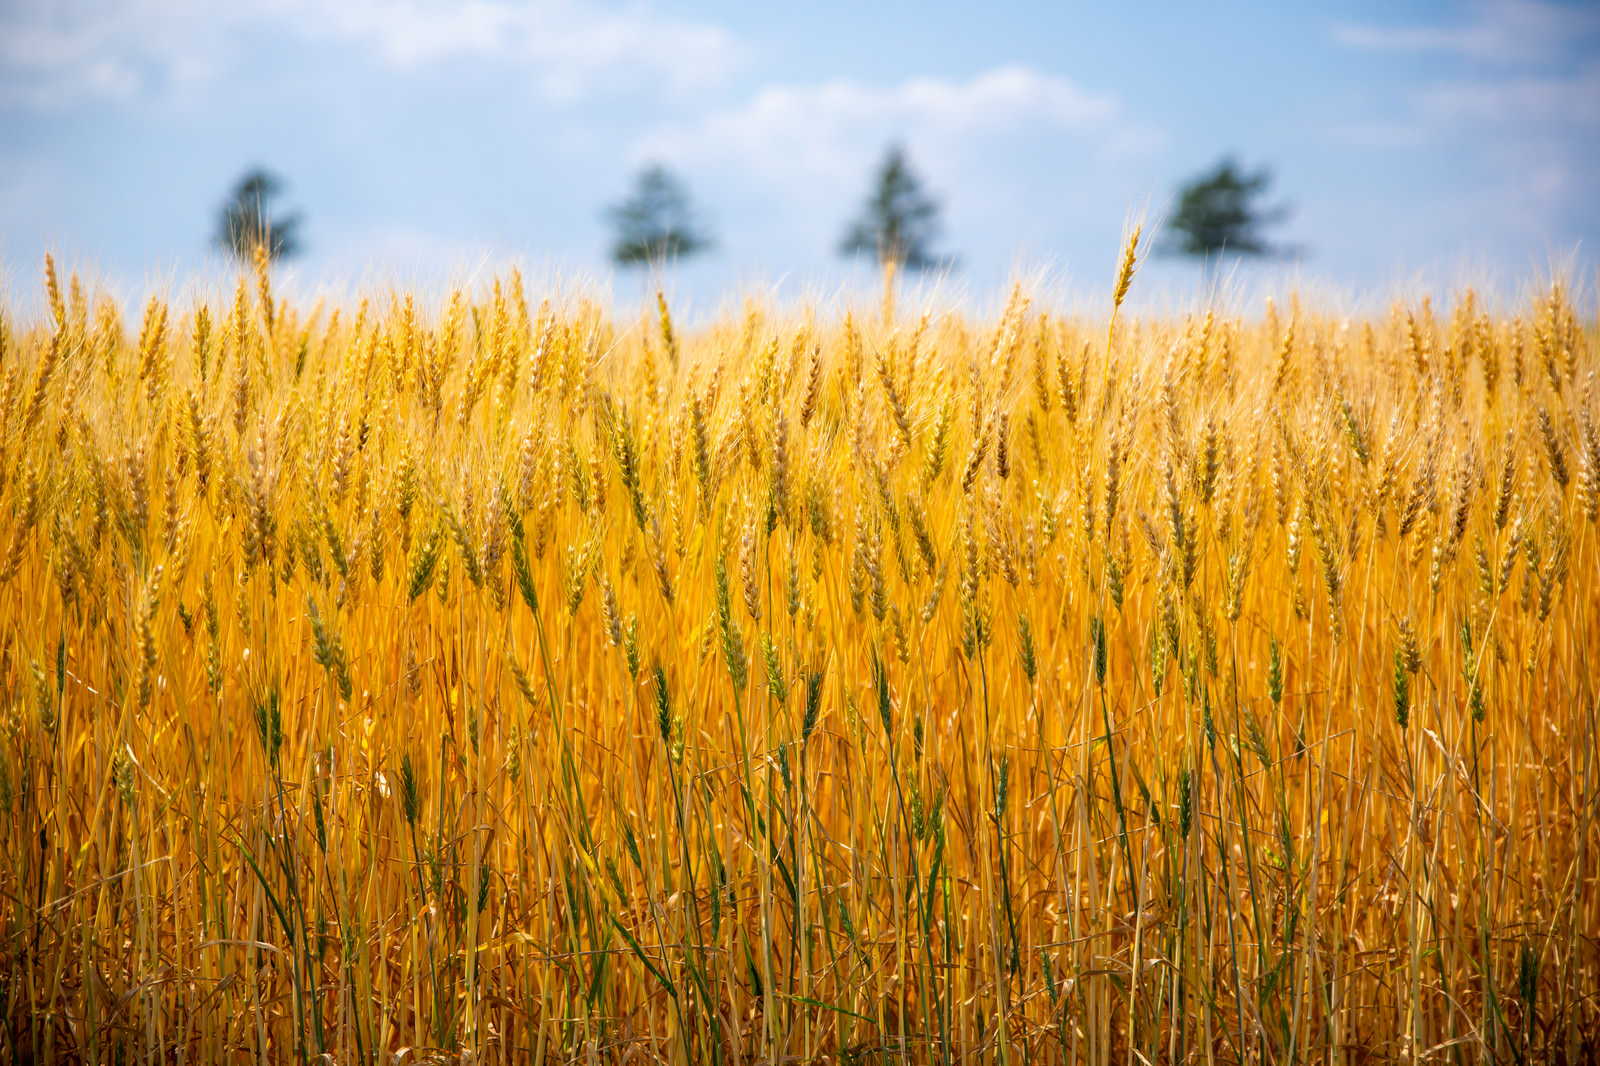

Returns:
213,169,303,263
607,165,714,267
1160,158,1290,262
840,145,951,271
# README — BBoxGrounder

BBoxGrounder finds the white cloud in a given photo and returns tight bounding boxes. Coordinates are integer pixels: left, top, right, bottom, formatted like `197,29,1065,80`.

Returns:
1330,0,1597,250
1328,0,1599,241
1416,61,1600,127
0,0,744,108
638,66,1156,187
1331,0,1599,65
0,0,230,107
1330,23,1502,60
1327,54,1600,154
297,0,743,100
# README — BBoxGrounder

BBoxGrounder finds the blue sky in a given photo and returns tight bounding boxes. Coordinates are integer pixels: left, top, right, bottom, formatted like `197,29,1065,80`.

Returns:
1,0,1596,315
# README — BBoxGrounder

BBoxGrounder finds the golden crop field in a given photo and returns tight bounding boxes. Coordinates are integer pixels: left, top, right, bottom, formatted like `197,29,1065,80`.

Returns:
1,246,1597,1064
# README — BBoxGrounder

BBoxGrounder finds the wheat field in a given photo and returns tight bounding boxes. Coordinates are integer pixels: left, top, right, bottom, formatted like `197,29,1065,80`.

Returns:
1,246,1597,1064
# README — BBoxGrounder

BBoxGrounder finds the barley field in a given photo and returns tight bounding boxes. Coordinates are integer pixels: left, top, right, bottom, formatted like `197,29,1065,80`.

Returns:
1,246,1597,1064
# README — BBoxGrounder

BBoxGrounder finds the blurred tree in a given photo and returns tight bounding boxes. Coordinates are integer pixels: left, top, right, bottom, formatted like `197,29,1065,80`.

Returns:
840,144,951,271
213,168,303,263
607,165,714,267
1159,157,1291,264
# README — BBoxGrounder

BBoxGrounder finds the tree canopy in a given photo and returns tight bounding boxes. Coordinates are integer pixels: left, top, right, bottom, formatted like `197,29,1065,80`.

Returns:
213,168,303,263
839,145,950,271
606,165,714,267
1159,158,1290,260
